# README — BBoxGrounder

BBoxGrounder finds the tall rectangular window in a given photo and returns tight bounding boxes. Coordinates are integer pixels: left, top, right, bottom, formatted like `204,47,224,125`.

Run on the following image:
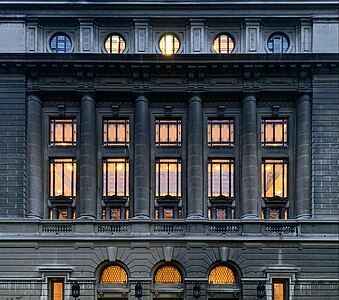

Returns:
50,118,76,146
261,118,288,147
262,159,288,198
155,119,182,146
273,279,289,300
208,159,234,198
208,119,234,146
103,158,129,198
50,158,76,198
103,119,130,146
155,159,181,198
50,279,64,300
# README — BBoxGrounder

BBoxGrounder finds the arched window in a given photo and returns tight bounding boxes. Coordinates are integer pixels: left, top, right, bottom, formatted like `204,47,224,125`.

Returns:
155,266,182,284
104,34,126,54
159,33,180,55
101,265,128,284
50,33,72,53
208,266,236,285
267,33,289,53
213,34,235,54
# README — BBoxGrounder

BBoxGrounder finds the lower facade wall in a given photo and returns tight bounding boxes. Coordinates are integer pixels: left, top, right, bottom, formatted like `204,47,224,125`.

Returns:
0,240,338,300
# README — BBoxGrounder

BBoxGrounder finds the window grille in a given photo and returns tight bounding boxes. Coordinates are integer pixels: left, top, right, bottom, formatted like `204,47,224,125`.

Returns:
50,118,76,146
261,118,288,147
103,119,129,146
208,119,234,146
155,266,182,284
101,266,128,284
208,266,235,285
155,119,182,146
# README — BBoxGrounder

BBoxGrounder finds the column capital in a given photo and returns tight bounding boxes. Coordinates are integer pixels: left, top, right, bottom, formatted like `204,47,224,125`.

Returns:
81,93,95,103
296,94,311,104
188,94,202,104
135,94,149,104
27,93,41,104
242,93,257,104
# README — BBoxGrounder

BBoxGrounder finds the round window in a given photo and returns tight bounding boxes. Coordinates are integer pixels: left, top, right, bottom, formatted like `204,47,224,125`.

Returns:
213,33,235,54
159,33,180,55
267,33,289,53
50,33,72,53
104,34,126,54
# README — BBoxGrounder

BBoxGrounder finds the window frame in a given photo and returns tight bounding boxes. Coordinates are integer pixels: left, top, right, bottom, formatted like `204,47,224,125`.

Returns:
103,33,126,54
158,32,181,55
49,32,73,53
155,118,182,147
212,33,236,54
103,118,130,147
208,118,235,147
261,118,288,147
49,118,77,146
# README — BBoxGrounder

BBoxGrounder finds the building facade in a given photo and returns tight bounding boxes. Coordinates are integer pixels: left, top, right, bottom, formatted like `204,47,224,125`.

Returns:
0,0,338,299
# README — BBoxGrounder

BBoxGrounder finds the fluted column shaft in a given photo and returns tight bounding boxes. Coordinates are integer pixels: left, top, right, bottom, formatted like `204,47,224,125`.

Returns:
241,94,259,218
26,94,43,218
296,94,312,219
187,95,204,219
133,95,150,218
79,94,97,219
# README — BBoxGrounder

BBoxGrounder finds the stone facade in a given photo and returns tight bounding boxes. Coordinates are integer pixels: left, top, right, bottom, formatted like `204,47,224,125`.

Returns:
0,1,338,300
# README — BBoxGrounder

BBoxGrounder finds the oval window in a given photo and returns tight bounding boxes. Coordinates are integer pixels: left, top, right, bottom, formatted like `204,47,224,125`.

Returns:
159,33,180,55
50,33,72,53
213,34,235,54
104,34,126,54
267,33,289,53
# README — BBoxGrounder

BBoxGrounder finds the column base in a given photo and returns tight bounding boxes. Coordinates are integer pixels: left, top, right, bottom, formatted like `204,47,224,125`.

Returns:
25,214,43,219
187,213,204,220
241,214,260,219
78,215,96,220
296,214,311,220
132,214,150,220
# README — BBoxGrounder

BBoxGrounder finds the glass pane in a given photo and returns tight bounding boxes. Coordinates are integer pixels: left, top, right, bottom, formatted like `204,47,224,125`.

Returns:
266,123,274,143
265,163,274,197
63,163,73,196
274,164,283,197
221,123,230,143
55,163,63,196
273,282,285,300
168,163,177,195
117,123,125,143
212,163,221,197
160,124,168,143
221,163,230,196
52,281,64,300
55,123,63,143
159,163,168,196
211,124,220,143
116,162,125,195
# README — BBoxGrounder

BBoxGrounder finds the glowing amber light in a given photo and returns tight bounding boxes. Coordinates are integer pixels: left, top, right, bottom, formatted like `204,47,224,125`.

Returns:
159,34,180,55
213,34,235,54
155,266,182,284
208,266,235,284
101,266,128,284
104,35,126,54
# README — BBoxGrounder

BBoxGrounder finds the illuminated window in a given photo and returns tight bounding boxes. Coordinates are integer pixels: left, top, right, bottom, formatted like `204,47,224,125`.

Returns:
208,266,236,285
50,279,64,300
155,159,181,198
103,158,129,198
155,119,182,146
262,159,288,220
208,119,234,147
208,159,234,198
273,279,289,300
155,266,182,284
50,118,76,146
101,265,128,284
262,159,288,198
159,33,180,55
50,158,76,198
267,33,289,53
50,33,72,53
103,119,129,146
261,119,288,147
104,34,126,54
213,34,235,54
